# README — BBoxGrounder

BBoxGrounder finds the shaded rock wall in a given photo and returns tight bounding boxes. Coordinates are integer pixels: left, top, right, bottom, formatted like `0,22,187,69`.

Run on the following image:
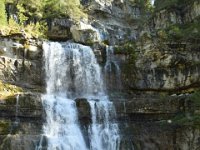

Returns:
153,1,200,29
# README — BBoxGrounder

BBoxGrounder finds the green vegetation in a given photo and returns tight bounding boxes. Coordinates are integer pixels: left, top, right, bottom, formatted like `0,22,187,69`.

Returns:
170,91,200,125
115,41,137,66
24,22,48,38
156,18,200,42
0,0,86,38
44,0,86,20
153,0,199,39
172,113,200,125
0,0,7,26
154,0,196,11
154,0,179,11
0,80,23,99
130,0,153,11
6,0,86,21
129,0,154,32
191,90,200,107
0,121,10,134
167,22,200,41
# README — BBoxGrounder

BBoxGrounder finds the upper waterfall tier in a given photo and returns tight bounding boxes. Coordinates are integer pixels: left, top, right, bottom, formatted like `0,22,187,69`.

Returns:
43,42,104,98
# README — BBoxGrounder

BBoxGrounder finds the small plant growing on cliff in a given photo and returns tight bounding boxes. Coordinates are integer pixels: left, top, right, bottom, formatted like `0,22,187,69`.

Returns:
115,41,137,66
167,25,183,41
157,29,168,39
165,20,200,42
191,90,200,106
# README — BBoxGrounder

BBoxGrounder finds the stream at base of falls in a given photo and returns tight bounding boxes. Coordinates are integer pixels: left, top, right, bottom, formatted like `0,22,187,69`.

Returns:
37,42,120,150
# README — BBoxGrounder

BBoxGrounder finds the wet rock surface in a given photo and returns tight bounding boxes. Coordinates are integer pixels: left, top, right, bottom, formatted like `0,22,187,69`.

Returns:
0,93,43,150
75,98,91,125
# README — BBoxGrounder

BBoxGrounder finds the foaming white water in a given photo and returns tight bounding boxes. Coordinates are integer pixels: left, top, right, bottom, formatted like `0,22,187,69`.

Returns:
14,94,20,125
42,95,87,150
88,96,120,150
42,42,87,150
44,42,103,98
40,42,120,150
104,46,122,91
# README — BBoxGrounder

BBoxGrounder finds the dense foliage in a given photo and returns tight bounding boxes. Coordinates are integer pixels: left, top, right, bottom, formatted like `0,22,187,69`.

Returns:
44,0,86,20
5,0,85,22
0,0,86,37
0,0,7,26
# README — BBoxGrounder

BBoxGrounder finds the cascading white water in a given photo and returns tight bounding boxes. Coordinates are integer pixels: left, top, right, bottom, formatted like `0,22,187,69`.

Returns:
88,97,120,150
40,42,120,150
104,46,122,91
41,42,87,150
15,94,20,125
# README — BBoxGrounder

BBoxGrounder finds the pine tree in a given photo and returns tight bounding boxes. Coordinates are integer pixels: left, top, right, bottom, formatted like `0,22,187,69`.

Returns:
0,0,7,26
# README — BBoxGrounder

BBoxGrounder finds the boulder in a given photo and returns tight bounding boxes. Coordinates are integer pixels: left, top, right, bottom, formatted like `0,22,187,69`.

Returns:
70,22,101,44
47,18,73,41
75,98,91,125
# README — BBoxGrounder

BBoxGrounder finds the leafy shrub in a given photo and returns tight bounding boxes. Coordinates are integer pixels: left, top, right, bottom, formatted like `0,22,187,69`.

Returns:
191,90,200,106
16,4,28,25
24,22,47,38
165,19,200,42
167,25,183,40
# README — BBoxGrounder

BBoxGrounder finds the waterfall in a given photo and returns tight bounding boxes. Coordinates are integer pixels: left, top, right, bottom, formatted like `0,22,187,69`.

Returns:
40,42,120,150
14,94,20,125
88,97,120,150
104,46,122,91
41,42,87,150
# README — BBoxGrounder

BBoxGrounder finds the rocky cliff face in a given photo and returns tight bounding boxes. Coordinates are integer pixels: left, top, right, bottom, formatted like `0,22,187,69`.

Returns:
0,34,43,89
124,38,200,91
0,0,200,149
0,32,44,149
153,0,200,29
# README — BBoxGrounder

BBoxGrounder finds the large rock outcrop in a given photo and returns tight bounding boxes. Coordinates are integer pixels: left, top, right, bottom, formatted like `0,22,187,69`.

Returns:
122,40,200,91
0,34,43,89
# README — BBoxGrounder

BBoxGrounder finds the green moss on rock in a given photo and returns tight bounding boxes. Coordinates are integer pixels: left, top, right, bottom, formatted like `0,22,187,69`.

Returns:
0,121,10,135
0,80,23,99
191,90,200,106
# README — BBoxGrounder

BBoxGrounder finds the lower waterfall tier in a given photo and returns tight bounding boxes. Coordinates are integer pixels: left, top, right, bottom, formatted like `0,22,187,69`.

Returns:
0,92,199,150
